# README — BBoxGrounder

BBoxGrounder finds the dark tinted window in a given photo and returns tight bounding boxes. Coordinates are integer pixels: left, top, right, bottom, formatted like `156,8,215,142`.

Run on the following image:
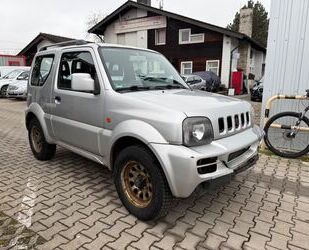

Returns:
58,51,96,90
31,55,54,86
18,71,29,80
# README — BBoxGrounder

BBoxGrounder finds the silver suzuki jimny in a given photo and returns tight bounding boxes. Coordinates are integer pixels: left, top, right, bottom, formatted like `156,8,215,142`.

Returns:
26,40,263,220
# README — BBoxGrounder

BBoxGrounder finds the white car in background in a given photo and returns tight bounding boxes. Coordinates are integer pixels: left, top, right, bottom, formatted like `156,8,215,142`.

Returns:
6,71,29,100
0,66,30,79
182,74,207,90
0,68,30,97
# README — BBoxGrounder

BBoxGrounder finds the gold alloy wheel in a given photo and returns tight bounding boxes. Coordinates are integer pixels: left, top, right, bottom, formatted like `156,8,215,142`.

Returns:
31,126,43,153
121,161,153,208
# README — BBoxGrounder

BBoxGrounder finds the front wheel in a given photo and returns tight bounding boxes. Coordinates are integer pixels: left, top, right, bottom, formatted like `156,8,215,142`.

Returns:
113,145,174,221
0,85,8,97
264,112,309,158
28,118,56,161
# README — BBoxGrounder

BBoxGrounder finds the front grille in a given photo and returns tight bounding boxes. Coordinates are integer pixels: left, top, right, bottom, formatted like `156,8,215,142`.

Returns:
228,147,250,162
234,115,240,129
227,116,233,131
241,113,245,126
217,112,250,135
218,118,224,133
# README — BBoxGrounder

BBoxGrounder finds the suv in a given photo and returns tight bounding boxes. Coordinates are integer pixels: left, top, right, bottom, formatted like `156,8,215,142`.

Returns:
26,41,263,220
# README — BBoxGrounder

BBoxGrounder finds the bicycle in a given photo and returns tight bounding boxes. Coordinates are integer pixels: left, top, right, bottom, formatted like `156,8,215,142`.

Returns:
264,89,309,158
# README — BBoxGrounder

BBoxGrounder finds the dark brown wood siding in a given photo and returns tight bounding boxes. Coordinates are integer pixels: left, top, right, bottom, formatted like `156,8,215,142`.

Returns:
147,15,224,75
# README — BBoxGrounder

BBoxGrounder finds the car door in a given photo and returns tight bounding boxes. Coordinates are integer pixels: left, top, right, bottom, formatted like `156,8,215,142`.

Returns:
50,48,104,155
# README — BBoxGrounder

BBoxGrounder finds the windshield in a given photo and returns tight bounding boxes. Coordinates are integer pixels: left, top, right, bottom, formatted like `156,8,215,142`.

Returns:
3,70,23,79
99,47,189,92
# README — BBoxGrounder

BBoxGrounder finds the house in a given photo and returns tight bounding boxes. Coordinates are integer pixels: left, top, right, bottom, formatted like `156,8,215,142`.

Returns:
0,54,26,66
18,33,73,66
89,0,266,89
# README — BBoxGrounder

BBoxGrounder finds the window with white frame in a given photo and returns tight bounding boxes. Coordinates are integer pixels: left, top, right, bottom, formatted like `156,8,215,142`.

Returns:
179,29,205,44
155,28,166,45
181,61,193,74
206,60,220,75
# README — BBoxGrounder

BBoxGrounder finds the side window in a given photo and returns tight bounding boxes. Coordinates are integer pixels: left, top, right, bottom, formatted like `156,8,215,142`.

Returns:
18,71,29,80
194,76,201,83
187,77,194,84
58,51,96,91
31,55,54,86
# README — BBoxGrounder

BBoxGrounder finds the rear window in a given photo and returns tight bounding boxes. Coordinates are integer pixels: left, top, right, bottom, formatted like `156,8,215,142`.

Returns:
31,55,54,86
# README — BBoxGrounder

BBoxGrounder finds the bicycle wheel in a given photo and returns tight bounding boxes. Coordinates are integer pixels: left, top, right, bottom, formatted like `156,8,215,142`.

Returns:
264,112,309,158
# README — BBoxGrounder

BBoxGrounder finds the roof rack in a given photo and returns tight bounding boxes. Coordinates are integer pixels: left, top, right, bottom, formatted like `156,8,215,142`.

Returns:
39,40,91,51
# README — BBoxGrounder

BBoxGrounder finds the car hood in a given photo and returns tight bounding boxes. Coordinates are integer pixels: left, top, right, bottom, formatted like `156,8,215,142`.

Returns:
0,79,13,85
9,80,27,87
125,89,250,117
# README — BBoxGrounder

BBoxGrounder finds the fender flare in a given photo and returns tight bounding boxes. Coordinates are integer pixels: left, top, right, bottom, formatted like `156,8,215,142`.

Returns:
25,103,54,144
104,119,168,166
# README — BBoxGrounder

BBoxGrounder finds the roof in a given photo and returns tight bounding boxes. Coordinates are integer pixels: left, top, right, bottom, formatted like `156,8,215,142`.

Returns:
89,0,266,52
36,41,156,57
17,33,74,56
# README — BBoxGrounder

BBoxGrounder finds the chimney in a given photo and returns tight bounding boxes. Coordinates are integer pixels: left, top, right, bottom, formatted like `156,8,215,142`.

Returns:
239,8,253,37
137,0,151,6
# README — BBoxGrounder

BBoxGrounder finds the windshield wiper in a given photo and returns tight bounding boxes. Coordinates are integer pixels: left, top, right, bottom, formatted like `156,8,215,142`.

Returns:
115,85,151,93
141,76,187,89
153,84,185,90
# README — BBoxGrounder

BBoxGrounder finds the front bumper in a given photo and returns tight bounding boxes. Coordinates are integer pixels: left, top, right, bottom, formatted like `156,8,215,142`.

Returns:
7,90,27,99
150,125,263,198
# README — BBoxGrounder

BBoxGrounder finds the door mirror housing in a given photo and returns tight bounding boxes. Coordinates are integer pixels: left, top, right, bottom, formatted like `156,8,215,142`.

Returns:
71,73,95,93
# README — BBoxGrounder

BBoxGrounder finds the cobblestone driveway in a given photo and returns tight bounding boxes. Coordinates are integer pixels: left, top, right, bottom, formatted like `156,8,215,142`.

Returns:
1,99,309,250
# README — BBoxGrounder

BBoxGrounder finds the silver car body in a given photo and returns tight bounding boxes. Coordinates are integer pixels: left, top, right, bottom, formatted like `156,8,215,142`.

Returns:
7,79,28,99
0,66,30,79
26,43,263,198
182,74,206,90
0,68,30,91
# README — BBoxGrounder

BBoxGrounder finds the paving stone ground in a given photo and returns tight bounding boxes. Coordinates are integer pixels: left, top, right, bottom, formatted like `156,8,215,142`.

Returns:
1,98,309,250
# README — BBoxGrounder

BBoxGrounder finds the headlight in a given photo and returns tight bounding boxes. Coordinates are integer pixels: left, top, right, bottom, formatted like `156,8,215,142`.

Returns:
183,117,214,147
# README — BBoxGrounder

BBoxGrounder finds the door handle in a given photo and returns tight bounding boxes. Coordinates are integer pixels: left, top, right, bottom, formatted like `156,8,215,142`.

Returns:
55,96,61,104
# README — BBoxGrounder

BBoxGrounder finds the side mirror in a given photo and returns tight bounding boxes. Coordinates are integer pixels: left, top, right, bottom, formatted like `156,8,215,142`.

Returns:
17,76,27,80
71,73,95,93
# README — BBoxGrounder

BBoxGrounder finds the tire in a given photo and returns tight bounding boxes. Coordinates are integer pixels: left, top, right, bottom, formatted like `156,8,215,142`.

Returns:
28,118,56,161
113,145,174,221
0,85,8,97
264,112,309,158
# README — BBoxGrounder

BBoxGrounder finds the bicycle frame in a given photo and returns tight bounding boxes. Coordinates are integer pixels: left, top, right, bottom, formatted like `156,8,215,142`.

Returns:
261,94,309,150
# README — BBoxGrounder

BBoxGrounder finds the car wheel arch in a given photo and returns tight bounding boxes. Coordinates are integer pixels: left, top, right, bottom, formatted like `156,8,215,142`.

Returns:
110,136,151,169
26,112,37,130
109,135,176,198
25,103,54,144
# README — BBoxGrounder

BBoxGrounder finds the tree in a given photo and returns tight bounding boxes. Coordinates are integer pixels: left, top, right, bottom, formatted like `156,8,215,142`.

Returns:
227,0,269,47
85,12,106,42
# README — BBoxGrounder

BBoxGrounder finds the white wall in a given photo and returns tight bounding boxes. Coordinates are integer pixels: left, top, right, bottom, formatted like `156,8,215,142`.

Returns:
221,36,239,88
250,50,265,80
262,0,309,125
104,24,118,44
104,8,148,48
221,35,231,88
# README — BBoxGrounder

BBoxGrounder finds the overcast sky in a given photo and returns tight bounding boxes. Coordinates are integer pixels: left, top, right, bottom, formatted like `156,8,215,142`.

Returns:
0,0,271,55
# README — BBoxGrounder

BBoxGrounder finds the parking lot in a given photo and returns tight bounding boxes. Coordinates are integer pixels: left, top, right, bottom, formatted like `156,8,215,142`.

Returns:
0,99,309,250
